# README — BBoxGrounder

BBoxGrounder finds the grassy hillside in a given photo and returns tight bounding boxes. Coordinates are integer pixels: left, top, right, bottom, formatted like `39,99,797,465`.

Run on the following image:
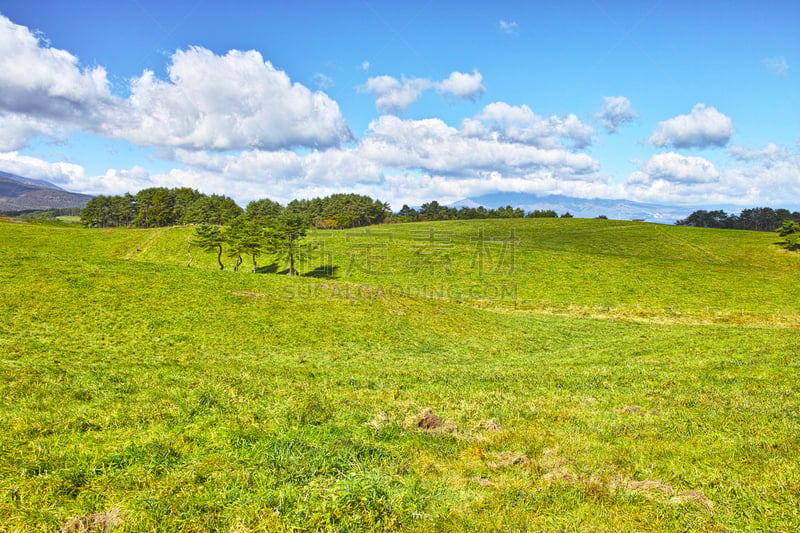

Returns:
130,218,800,321
1,218,798,531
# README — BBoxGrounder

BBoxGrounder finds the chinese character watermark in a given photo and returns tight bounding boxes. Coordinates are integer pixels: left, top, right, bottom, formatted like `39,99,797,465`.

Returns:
346,229,394,275
470,227,519,275
406,227,455,275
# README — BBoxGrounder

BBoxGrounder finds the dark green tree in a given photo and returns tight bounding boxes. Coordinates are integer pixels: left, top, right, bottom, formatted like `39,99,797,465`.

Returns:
776,220,800,251
80,196,112,227
225,216,263,272
267,214,309,275
246,198,284,224
192,224,226,270
526,209,558,218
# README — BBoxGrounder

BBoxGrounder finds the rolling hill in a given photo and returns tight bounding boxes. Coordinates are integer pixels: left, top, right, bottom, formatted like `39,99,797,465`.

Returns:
1,217,799,530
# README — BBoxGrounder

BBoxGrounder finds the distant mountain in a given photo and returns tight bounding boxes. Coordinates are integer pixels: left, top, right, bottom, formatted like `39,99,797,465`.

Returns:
451,193,696,224
0,172,92,212
448,198,485,210
0,171,65,191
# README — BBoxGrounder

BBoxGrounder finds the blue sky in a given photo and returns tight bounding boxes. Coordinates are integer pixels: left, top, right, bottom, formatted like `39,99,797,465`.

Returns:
0,0,798,209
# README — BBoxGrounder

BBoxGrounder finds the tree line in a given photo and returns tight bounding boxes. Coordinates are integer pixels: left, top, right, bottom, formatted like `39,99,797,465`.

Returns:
675,207,800,232
81,187,583,230
3,207,82,220
676,207,800,251
392,201,573,222
80,188,243,228
80,188,391,230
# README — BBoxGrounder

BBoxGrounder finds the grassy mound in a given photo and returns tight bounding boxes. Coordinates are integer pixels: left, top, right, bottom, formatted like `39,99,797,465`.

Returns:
1,219,798,531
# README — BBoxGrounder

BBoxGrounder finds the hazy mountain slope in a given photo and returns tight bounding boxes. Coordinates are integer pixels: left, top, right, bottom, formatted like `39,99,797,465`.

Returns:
461,192,694,223
0,173,92,211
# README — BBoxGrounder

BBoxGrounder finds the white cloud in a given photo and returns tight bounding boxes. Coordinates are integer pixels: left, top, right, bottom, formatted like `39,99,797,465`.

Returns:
0,114,60,151
474,102,594,149
435,70,485,100
595,96,637,133
312,72,334,90
498,21,519,35
176,147,383,187
622,144,800,207
119,47,353,151
361,60,370,71
0,151,87,189
0,14,117,149
0,16,352,152
640,152,719,183
724,143,800,204
362,70,486,114
156,104,602,205
360,114,599,178
729,142,784,162
361,75,432,114
648,104,733,149
762,57,789,77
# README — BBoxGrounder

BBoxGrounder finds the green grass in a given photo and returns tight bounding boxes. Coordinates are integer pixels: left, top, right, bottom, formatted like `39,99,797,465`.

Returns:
1,218,798,531
55,215,82,224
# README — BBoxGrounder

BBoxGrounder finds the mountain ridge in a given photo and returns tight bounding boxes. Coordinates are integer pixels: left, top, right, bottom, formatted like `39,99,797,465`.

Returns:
0,171,93,212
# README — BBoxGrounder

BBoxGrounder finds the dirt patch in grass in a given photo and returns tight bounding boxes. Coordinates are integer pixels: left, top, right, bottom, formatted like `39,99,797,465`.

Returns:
619,405,661,416
539,448,577,484
471,477,497,488
60,509,121,532
669,489,714,510
414,408,442,431
483,418,502,431
489,451,528,469
626,479,674,498
366,410,393,429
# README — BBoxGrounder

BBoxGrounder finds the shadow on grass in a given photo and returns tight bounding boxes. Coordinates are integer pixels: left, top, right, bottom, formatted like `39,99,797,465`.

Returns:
302,265,340,278
255,262,280,274
254,262,341,278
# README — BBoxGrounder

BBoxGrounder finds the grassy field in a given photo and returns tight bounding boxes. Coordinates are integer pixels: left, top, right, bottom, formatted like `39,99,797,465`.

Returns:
0,218,798,531
54,216,82,224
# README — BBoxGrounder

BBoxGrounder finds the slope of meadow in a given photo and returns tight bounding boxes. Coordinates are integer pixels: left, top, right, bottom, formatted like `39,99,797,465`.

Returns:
0,218,798,531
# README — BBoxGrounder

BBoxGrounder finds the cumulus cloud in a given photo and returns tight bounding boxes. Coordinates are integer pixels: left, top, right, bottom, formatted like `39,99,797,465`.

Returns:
648,104,733,149
639,152,719,183
0,151,87,188
498,21,519,35
176,147,384,187
0,14,117,149
474,102,594,149
621,145,800,207
762,57,789,77
119,47,353,151
360,114,599,178
0,114,60,152
435,70,485,100
721,147,800,206
361,75,432,114
595,96,637,133
362,70,486,114
729,142,785,162
0,16,352,152
623,155,725,206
